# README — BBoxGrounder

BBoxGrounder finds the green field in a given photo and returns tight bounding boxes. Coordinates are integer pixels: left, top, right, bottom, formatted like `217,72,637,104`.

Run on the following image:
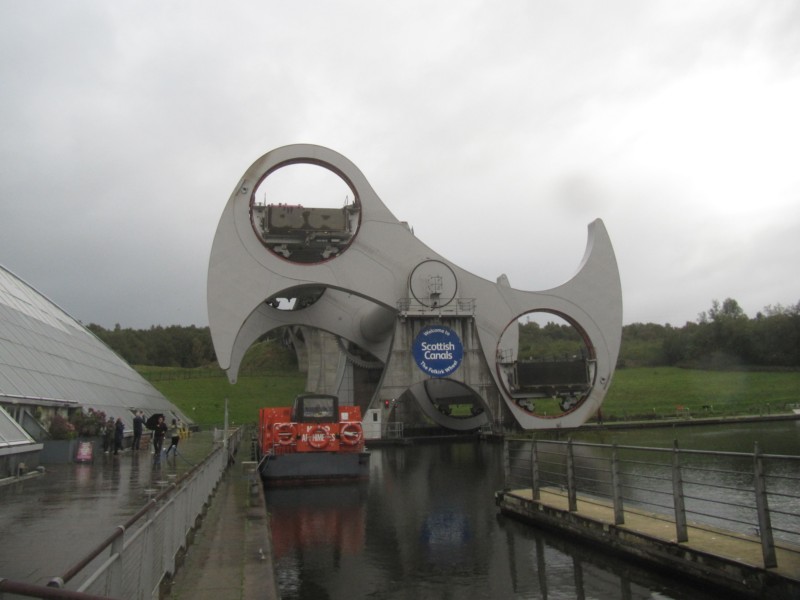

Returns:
603,367,800,421
143,366,800,427
146,371,305,426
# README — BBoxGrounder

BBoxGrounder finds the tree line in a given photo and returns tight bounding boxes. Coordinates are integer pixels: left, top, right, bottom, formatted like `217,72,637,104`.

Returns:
87,323,216,368
520,298,800,369
660,298,800,368
89,297,800,370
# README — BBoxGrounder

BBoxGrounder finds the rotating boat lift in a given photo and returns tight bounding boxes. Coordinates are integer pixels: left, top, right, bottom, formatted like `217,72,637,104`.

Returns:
207,144,622,433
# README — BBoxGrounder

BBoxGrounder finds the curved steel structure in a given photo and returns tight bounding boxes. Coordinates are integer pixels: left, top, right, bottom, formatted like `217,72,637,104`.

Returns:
208,144,622,431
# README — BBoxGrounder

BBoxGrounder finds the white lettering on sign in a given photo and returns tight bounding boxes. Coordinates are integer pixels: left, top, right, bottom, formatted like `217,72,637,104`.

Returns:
421,341,455,360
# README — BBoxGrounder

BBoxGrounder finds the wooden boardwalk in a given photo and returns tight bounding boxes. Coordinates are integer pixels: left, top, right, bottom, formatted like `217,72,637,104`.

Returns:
497,486,800,599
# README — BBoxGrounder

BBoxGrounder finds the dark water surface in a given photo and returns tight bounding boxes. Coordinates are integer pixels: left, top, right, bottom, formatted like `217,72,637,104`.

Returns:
266,420,800,600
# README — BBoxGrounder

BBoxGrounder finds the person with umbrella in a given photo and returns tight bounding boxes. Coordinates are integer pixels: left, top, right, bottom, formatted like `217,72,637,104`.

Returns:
147,414,168,462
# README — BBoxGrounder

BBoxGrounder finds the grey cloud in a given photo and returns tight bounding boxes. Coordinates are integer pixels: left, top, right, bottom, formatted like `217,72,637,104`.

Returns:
1,0,797,328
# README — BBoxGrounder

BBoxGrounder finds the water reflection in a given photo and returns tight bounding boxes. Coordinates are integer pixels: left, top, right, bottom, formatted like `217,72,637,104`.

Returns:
267,439,730,599
497,515,722,600
268,485,367,559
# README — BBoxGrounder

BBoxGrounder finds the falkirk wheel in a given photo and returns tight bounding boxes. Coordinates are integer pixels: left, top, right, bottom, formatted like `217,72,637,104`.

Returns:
207,144,622,433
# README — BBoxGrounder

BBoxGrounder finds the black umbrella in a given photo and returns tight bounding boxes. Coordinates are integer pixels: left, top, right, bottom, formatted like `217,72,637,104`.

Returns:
145,413,165,430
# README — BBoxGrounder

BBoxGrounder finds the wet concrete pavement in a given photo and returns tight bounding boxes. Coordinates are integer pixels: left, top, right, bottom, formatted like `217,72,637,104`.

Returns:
0,430,222,587
166,460,280,600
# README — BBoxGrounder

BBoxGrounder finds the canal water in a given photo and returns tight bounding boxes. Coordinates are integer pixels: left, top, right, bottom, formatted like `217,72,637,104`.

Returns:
266,420,800,600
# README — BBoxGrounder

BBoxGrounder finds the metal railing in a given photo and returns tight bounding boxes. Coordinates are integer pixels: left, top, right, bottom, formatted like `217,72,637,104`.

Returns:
0,428,242,600
396,298,476,316
504,437,800,569
385,422,404,439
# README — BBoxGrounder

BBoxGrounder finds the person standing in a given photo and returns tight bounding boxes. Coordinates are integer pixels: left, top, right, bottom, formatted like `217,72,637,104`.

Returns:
132,411,144,451
113,417,125,455
152,415,168,462
103,417,115,454
165,419,181,457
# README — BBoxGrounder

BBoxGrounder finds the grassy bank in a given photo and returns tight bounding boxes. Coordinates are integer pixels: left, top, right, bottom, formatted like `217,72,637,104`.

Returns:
146,371,305,426
141,366,800,426
603,367,800,421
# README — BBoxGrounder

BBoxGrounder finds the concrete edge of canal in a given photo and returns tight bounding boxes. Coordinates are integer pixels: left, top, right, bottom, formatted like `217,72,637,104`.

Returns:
496,488,800,600
166,458,280,600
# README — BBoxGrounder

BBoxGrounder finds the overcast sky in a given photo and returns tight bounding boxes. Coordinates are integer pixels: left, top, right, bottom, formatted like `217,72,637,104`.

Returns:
1,1,798,330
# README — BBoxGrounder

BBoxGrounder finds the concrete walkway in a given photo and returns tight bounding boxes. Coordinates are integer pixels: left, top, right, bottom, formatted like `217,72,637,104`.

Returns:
0,430,225,586
167,460,280,600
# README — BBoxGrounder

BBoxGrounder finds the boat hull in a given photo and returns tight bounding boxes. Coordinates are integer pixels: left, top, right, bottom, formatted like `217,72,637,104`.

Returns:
260,450,370,486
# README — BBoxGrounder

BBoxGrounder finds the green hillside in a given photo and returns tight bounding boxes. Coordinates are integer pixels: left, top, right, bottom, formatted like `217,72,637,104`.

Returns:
600,367,799,421
147,372,305,427
142,362,800,427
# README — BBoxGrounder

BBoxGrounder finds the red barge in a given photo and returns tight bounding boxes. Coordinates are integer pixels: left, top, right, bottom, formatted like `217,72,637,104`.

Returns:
257,393,370,485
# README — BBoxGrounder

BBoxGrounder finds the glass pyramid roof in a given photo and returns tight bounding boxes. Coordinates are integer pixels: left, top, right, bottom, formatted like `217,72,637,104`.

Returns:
0,404,35,448
0,265,190,428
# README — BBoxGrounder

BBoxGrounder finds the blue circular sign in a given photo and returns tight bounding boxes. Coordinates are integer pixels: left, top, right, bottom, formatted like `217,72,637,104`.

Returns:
412,325,463,378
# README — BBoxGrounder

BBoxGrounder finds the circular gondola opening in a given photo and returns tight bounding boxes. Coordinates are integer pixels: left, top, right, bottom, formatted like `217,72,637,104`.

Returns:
497,311,595,418
250,163,360,264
